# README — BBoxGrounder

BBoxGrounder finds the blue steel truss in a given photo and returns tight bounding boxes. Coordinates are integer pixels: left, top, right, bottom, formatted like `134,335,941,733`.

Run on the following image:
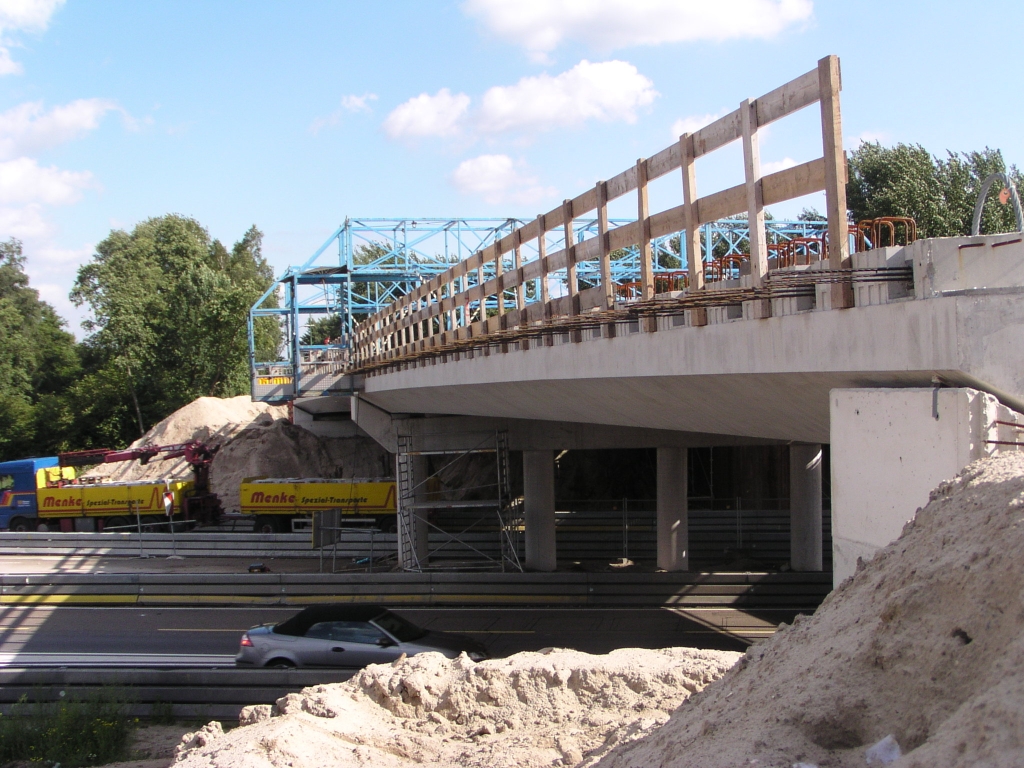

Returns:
249,217,829,402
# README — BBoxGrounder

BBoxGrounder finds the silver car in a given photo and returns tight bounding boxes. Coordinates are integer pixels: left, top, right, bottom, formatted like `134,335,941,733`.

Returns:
235,605,488,668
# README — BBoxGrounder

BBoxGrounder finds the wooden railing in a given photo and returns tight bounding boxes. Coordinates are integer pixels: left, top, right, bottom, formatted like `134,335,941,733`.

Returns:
353,55,849,368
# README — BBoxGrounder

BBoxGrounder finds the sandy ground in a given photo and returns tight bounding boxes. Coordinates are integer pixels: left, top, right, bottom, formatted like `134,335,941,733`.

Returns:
171,647,740,768
126,452,1024,768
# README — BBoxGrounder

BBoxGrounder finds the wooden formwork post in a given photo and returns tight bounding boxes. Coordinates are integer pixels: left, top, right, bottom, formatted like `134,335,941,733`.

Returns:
536,213,553,345
679,132,707,327
563,198,581,342
741,97,770,319
512,229,525,311
818,54,853,309
637,157,657,332
597,179,617,339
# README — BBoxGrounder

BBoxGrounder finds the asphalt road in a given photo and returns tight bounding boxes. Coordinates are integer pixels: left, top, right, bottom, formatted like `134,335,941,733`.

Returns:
0,605,795,664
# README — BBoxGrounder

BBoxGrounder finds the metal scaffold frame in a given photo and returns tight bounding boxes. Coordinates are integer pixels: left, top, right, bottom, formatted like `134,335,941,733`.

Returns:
249,216,829,402
396,430,522,573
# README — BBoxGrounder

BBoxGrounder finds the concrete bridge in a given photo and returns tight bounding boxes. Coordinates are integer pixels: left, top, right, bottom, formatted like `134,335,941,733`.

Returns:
307,57,1024,586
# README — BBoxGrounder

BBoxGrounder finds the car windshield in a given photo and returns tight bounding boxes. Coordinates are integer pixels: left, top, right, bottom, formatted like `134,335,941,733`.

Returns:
371,610,428,642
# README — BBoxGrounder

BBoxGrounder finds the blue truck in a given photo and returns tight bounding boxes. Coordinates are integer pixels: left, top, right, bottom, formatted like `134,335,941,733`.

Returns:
0,457,66,532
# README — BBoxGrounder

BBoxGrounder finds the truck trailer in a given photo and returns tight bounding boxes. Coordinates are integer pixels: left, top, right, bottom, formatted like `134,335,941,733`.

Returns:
240,477,398,533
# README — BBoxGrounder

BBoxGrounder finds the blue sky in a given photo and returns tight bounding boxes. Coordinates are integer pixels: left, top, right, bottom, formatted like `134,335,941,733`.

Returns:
1,0,1021,333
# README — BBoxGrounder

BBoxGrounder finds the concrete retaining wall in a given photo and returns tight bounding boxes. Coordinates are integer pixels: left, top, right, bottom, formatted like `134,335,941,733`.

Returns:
830,387,1022,586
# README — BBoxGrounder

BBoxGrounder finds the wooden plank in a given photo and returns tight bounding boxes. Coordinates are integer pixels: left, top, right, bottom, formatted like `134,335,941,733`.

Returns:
692,109,742,157
607,219,641,252
818,54,852,308
761,157,826,205
537,213,550,316
755,68,820,128
695,183,746,225
679,132,704,293
637,158,654,301
513,229,525,311
563,199,579,321
570,186,599,218
648,205,685,240
741,97,769,294
597,181,613,310
605,164,638,202
646,142,680,182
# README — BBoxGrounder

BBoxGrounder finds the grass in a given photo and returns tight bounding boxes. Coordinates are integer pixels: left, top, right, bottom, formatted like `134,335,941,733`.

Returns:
0,690,136,767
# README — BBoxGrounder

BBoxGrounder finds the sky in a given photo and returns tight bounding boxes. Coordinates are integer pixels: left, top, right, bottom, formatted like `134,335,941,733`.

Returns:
1,0,1021,334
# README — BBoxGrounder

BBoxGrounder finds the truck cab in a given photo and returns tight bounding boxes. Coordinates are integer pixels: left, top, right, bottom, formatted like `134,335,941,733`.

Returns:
0,457,73,531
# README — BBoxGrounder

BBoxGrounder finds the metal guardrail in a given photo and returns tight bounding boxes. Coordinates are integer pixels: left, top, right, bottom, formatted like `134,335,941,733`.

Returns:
0,570,832,609
0,667,355,720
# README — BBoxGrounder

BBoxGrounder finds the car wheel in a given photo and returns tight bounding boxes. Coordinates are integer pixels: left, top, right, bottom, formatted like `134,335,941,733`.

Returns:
266,658,295,669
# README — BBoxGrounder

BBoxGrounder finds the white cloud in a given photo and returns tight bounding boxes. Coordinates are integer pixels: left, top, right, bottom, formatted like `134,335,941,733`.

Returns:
0,202,47,238
383,88,471,139
479,59,656,134
761,157,797,174
450,154,557,205
309,93,379,134
0,98,118,158
464,0,813,61
0,0,64,75
0,157,94,205
671,109,728,139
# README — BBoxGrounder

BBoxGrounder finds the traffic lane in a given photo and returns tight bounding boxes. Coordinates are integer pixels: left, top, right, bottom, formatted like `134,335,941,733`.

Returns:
0,606,788,658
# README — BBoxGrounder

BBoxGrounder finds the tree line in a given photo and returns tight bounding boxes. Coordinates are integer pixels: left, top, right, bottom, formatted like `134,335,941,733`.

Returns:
0,215,279,461
1,141,1021,462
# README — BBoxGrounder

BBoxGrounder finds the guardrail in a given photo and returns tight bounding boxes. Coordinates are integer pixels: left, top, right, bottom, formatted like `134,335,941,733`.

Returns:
0,667,354,720
353,55,851,368
0,570,832,609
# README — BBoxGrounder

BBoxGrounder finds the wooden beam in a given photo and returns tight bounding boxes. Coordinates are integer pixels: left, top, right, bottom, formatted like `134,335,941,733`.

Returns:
755,68,820,128
679,132,703,292
818,54,852,309
741,98,769,289
637,158,654,302
597,180,613,310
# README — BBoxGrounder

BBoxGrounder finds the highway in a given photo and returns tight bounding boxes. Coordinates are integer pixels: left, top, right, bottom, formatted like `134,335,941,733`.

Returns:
0,604,794,665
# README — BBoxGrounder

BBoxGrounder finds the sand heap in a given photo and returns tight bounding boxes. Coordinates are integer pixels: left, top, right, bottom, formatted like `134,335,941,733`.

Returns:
593,451,1024,768
83,396,287,483
84,395,391,513
174,647,740,768
210,419,390,513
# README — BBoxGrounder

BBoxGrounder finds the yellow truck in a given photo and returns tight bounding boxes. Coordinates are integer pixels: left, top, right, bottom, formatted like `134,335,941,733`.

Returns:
240,477,397,533
0,455,194,532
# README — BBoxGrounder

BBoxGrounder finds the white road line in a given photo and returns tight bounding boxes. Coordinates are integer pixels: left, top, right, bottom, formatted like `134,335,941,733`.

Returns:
0,653,237,667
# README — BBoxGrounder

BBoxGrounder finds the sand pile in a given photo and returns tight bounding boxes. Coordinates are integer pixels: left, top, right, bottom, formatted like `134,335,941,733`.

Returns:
593,451,1024,768
210,419,391,512
84,396,287,483
81,395,392,512
174,647,740,768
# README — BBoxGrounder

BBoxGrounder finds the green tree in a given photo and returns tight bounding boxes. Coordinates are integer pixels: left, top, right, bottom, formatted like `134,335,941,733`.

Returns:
0,239,80,460
846,142,1023,238
70,216,277,445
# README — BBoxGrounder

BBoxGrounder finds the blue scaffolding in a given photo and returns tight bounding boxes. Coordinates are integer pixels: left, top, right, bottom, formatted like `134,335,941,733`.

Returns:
249,216,828,402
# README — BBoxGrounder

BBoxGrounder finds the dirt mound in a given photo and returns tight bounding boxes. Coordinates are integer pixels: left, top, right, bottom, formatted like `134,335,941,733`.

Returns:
84,396,287,483
173,647,740,768
83,395,392,513
210,419,391,512
594,452,1024,768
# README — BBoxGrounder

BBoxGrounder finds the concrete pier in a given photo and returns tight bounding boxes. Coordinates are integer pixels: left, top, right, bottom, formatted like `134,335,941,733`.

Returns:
789,444,823,572
656,447,688,572
523,450,556,572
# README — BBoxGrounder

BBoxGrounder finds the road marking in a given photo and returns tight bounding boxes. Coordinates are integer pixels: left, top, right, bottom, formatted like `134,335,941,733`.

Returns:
454,630,535,634
157,628,248,632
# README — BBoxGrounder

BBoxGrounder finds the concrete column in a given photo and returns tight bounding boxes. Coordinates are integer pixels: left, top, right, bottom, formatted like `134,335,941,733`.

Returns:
523,450,556,572
789,444,823,572
657,447,688,571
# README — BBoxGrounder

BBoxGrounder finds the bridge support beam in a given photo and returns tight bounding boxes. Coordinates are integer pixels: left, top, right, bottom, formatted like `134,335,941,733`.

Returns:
656,447,689,572
523,450,556,572
789,444,823,572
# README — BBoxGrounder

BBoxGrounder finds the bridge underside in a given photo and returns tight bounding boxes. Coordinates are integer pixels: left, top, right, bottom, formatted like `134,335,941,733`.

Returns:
358,291,1024,445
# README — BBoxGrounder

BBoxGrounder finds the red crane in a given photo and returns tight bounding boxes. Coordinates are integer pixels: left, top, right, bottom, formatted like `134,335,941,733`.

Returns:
58,441,221,524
